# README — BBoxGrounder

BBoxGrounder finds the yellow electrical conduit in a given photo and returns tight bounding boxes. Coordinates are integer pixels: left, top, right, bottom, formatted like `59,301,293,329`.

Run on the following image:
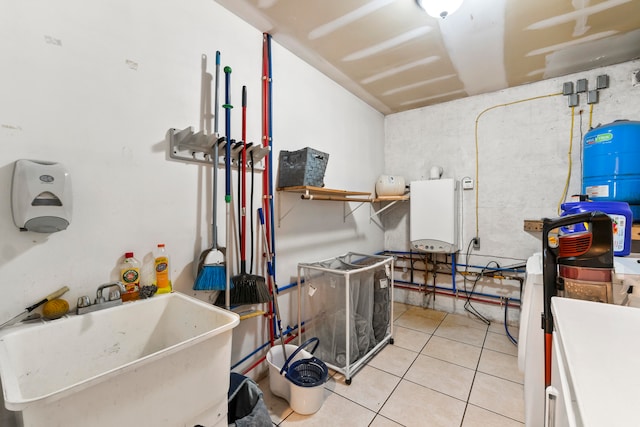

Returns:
557,106,576,215
474,92,564,238
558,102,598,215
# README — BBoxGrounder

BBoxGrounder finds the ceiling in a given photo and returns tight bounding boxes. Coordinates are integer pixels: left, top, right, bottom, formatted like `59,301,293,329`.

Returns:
216,0,640,115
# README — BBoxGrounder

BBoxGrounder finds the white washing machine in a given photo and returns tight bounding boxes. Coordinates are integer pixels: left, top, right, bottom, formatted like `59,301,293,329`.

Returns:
518,253,544,427
518,252,640,426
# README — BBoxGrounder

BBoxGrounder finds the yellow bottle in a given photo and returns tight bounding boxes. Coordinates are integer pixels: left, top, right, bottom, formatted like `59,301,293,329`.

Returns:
120,252,141,302
154,243,172,294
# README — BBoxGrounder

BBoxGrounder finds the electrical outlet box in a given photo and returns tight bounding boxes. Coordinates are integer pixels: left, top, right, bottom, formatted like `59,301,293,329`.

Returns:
568,93,579,107
596,74,609,89
576,78,588,93
562,81,574,95
633,70,640,87
587,90,599,105
462,177,474,190
473,237,480,250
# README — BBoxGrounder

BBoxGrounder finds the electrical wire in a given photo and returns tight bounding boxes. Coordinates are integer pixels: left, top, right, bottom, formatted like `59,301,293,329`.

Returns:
474,92,563,238
504,297,518,345
557,105,576,215
462,239,491,325
579,109,584,192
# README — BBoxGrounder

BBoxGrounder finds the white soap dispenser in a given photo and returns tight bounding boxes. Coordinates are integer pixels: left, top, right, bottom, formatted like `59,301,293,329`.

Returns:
11,159,72,233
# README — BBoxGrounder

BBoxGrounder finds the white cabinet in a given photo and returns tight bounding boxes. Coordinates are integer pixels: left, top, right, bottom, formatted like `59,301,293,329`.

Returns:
549,297,640,426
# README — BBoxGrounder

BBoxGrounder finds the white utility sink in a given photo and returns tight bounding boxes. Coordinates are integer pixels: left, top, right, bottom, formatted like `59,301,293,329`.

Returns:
0,292,239,427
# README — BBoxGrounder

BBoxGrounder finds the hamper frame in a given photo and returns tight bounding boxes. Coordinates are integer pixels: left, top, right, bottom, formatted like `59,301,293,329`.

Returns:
297,252,394,384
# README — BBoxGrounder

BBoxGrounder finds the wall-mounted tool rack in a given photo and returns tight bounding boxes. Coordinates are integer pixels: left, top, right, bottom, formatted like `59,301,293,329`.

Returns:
167,127,270,169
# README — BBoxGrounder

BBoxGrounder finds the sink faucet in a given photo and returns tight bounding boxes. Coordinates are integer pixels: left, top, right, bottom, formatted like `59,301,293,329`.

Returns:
77,281,126,315
96,281,126,303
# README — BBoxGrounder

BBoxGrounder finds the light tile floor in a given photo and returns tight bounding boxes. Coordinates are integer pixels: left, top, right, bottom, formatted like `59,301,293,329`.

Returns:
259,302,524,427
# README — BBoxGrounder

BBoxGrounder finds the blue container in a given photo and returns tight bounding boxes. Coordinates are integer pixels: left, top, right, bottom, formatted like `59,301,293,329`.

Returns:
561,201,633,256
582,120,640,220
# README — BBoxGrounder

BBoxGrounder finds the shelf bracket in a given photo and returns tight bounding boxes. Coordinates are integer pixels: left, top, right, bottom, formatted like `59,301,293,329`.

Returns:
369,194,410,220
344,201,368,222
277,191,304,227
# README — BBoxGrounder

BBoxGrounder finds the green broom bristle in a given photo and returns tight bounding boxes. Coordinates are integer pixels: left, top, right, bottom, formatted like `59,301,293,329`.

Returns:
193,264,227,291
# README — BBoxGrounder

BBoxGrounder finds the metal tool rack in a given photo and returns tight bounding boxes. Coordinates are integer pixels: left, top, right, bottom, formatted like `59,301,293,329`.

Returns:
297,252,394,384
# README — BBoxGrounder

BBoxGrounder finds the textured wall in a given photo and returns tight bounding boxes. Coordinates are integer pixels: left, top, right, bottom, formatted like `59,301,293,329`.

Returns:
383,58,640,321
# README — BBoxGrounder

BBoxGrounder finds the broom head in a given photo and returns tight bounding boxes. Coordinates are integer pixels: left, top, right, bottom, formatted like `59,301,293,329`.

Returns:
193,249,227,291
216,272,270,305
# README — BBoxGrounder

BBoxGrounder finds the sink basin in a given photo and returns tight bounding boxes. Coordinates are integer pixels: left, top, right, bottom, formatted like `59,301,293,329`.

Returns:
0,292,239,427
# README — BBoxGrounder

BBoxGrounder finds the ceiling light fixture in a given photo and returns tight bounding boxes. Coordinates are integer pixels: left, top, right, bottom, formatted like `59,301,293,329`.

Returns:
416,0,464,19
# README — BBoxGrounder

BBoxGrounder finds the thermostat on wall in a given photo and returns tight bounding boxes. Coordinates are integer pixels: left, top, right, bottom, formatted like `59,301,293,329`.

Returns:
462,177,474,190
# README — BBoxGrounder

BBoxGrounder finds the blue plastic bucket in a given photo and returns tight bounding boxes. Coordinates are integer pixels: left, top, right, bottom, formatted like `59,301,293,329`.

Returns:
582,120,640,219
561,201,633,256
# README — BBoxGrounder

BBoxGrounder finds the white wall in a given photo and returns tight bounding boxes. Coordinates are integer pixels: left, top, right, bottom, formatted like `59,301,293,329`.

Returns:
0,0,384,375
384,58,640,320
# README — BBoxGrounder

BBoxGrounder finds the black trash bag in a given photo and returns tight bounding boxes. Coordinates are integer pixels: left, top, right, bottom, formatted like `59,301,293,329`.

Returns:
227,372,271,427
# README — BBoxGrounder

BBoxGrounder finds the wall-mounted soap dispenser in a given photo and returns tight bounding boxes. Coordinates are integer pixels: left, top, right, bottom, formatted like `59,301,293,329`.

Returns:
11,159,72,233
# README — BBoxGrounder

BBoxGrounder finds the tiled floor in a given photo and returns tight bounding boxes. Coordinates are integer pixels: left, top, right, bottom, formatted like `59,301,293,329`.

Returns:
259,302,524,427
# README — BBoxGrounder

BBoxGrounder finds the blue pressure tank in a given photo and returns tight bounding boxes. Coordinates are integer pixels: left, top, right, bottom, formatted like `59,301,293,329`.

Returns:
582,120,640,220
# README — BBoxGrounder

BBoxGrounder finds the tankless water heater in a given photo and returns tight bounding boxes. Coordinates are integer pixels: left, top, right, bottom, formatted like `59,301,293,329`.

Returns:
410,179,459,253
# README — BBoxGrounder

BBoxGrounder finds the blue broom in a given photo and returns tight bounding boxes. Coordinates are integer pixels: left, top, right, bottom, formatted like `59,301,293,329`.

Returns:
194,51,226,291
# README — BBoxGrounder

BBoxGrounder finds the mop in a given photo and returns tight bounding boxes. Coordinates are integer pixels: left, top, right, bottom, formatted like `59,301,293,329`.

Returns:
259,208,287,359
221,65,234,308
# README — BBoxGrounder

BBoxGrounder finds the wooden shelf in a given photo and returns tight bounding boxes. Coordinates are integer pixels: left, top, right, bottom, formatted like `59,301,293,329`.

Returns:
372,195,410,203
277,186,372,202
524,219,543,232
277,186,410,224
277,186,410,203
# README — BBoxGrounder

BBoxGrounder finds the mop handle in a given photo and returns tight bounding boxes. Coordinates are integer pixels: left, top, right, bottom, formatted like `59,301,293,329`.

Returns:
258,208,275,275
212,51,221,249
259,208,286,359
214,51,220,135
223,66,232,201
223,66,232,309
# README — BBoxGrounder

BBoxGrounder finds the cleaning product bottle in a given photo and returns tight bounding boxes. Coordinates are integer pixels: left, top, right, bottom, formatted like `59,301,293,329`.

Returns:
120,252,141,302
154,243,172,294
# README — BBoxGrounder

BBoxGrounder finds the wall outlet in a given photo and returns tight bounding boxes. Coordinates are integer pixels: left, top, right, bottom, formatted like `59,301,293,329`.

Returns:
473,237,480,250
633,70,640,87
